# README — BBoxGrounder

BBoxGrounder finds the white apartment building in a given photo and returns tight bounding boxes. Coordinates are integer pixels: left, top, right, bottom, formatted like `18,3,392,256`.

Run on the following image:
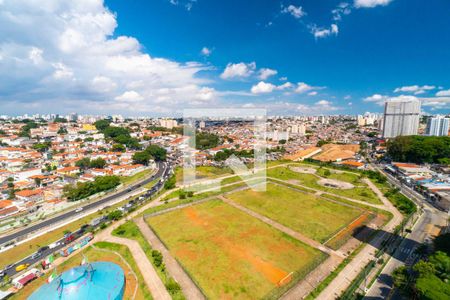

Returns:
382,99,421,138
426,116,450,136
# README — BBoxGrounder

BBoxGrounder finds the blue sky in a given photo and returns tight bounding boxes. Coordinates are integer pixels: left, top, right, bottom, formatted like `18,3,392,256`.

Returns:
1,0,449,116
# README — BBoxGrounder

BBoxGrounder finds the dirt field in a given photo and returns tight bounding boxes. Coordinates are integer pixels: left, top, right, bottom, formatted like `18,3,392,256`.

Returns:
312,144,360,162
226,183,363,243
146,200,326,300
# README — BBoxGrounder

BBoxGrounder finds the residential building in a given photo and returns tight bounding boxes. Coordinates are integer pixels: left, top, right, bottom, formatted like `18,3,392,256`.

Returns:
426,116,450,136
382,99,421,138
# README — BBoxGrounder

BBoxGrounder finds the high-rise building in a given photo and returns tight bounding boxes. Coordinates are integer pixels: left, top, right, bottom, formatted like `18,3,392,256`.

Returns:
426,116,450,136
382,99,421,138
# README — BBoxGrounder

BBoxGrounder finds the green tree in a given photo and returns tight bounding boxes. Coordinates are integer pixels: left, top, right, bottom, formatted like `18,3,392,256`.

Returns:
145,144,167,161
89,158,106,169
94,119,111,131
111,143,126,152
132,151,151,165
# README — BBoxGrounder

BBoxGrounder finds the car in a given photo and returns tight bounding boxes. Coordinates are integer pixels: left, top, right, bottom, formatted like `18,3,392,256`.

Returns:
31,252,41,259
80,224,90,231
4,264,13,271
63,232,72,239
37,246,49,253
49,242,60,249
15,264,29,272
0,270,5,278
75,207,83,213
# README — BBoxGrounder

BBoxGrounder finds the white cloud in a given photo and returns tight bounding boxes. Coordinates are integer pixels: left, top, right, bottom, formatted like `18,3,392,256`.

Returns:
295,82,323,94
308,91,318,96
201,47,212,57
354,0,393,8
258,68,277,80
363,94,389,105
394,85,435,95
332,3,352,21
436,89,450,97
279,76,288,81
92,76,117,93
311,24,339,39
251,81,294,94
363,93,450,110
331,24,339,35
251,81,276,94
0,0,214,115
282,5,306,19
115,91,144,102
220,62,256,80
316,100,331,106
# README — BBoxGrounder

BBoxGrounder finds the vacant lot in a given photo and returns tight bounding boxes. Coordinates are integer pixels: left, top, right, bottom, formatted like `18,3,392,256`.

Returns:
226,183,363,243
267,167,381,204
147,200,326,300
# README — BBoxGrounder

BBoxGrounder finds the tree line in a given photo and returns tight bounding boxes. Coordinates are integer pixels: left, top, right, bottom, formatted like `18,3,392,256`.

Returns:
387,136,450,164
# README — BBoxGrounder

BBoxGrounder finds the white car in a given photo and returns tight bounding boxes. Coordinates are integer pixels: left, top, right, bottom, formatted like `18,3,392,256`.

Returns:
75,207,83,213
49,242,60,249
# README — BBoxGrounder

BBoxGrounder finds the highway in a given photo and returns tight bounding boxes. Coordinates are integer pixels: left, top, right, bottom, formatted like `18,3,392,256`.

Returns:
364,164,447,299
0,162,169,273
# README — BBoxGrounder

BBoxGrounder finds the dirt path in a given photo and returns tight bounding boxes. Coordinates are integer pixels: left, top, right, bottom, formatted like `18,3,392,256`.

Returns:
94,226,171,300
135,217,207,300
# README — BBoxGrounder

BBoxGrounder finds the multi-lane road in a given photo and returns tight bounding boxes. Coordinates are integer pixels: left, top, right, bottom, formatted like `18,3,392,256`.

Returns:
0,161,170,278
364,164,447,299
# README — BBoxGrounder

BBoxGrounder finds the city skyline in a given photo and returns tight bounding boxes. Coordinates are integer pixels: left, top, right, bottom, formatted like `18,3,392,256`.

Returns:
1,0,450,116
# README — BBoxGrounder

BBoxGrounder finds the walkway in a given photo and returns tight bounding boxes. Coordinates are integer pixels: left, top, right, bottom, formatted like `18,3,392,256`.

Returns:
136,218,206,300
94,225,171,300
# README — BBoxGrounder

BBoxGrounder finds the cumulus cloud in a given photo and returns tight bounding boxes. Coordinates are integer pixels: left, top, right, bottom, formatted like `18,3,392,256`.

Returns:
295,82,323,94
394,85,435,95
363,94,390,105
364,93,450,110
282,5,306,19
0,0,215,114
220,62,256,80
251,81,276,94
354,0,393,8
258,68,278,80
250,81,294,94
436,89,450,97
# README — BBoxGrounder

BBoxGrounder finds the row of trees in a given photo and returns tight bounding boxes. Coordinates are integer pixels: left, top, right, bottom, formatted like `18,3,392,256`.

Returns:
387,136,450,164
63,175,121,201
75,157,107,169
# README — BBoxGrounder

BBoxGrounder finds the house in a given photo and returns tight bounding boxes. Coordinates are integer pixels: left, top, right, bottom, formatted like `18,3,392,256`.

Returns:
15,189,43,202
56,166,80,176
14,168,42,181
109,164,145,176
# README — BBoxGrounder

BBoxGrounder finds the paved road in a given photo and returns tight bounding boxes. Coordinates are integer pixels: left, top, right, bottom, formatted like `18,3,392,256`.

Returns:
363,165,447,299
0,162,170,278
0,162,165,247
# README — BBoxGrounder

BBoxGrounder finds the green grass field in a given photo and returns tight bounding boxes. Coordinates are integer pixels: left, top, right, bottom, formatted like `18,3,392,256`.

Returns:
226,183,363,243
175,166,234,183
267,166,381,204
146,200,326,300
